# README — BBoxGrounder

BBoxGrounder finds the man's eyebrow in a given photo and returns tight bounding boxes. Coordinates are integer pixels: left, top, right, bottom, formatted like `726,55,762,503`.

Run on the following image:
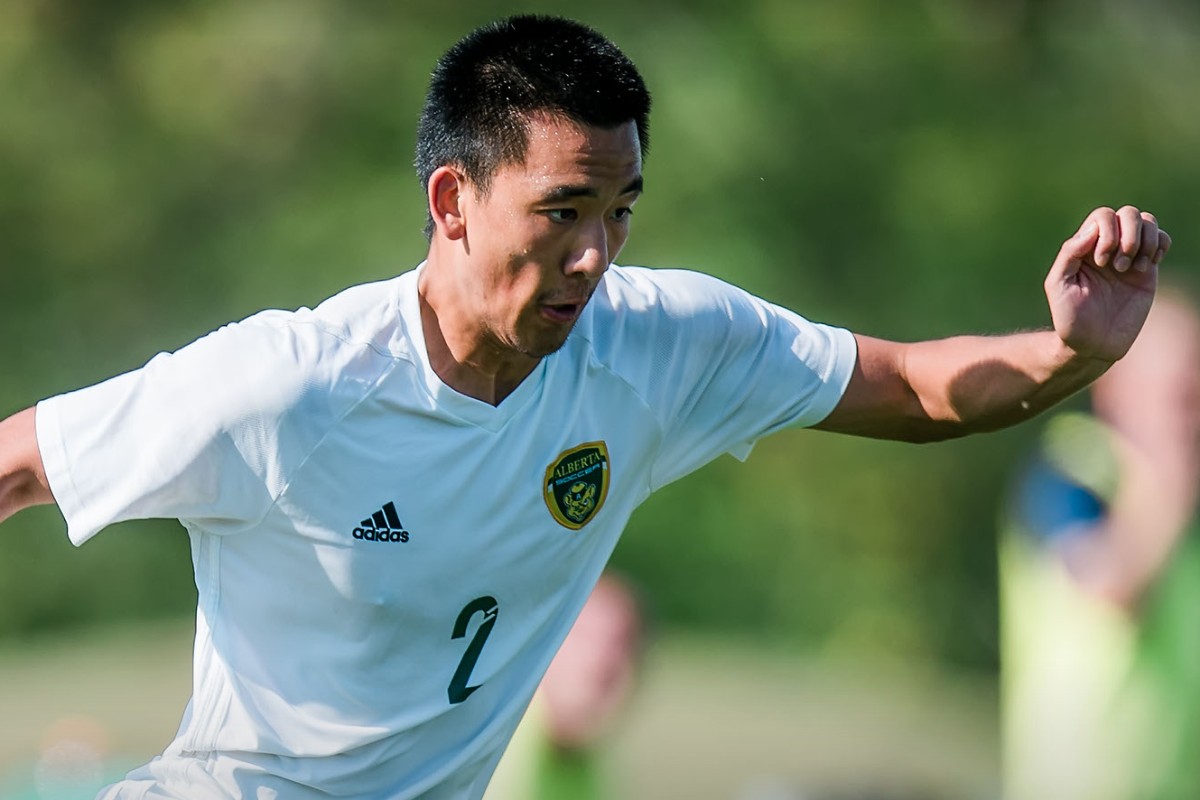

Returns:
537,177,644,203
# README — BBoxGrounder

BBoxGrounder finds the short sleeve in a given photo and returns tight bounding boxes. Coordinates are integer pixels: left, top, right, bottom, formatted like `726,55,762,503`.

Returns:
36,311,328,545
598,269,857,491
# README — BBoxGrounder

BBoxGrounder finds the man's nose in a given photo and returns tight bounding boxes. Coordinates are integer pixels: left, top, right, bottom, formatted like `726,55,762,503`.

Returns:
565,222,609,280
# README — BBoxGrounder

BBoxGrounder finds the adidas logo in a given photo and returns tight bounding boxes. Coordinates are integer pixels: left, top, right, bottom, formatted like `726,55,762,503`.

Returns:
352,501,411,543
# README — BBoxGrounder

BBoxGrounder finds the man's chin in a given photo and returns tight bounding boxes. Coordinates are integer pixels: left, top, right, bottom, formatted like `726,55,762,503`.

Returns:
517,327,576,359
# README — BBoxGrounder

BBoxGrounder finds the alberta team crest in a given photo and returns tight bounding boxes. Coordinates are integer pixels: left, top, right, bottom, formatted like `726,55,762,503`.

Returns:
544,441,610,530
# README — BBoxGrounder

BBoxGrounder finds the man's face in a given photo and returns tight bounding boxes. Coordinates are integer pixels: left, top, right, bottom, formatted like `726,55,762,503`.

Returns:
456,115,643,359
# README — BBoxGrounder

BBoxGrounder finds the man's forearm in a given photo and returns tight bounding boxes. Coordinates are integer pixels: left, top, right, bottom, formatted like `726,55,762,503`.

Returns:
904,329,1110,437
0,407,55,524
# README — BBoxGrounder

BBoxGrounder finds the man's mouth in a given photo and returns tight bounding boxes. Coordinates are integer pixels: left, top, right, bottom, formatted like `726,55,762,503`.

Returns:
540,301,583,324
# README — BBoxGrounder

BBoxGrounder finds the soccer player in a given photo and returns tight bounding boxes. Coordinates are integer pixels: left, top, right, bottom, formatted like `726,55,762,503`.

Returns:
0,14,1171,800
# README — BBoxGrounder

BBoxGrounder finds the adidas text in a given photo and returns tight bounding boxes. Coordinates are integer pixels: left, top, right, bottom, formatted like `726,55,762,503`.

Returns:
353,501,411,544
353,527,409,543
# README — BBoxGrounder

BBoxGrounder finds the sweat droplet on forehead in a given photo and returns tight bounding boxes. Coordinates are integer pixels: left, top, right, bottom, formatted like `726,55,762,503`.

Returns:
519,116,642,177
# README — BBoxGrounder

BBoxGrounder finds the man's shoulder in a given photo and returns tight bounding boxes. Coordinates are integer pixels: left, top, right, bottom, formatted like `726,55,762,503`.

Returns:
217,272,413,367
570,265,761,386
583,265,760,350
598,264,743,312
159,273,414,413
288,272,412,358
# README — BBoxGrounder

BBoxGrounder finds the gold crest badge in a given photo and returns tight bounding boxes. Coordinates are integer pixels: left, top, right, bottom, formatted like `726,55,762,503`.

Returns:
544,441,610,530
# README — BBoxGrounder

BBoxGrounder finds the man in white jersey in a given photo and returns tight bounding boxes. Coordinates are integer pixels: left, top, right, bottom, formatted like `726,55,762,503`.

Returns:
0,14,1172,800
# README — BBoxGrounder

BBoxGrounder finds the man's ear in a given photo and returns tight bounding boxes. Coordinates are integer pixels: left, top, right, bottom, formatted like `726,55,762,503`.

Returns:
428,166,468,241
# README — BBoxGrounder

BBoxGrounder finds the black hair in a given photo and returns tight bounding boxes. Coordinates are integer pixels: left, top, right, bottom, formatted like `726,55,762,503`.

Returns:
414,15,651,238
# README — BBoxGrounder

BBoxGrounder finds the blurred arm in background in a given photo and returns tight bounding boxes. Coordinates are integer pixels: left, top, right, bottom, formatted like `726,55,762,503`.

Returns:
1062,291,1200,608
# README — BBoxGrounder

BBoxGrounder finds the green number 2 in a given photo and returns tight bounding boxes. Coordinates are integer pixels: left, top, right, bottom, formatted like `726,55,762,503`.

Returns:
448,595,498,704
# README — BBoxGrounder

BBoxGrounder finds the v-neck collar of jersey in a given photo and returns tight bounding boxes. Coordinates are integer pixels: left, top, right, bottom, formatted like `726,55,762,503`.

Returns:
396,264,547,431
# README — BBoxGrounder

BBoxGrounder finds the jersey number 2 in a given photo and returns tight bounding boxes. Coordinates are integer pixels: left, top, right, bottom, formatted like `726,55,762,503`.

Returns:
448,595,498,704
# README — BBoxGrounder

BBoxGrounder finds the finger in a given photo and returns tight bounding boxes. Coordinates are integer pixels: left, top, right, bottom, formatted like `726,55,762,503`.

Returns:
1050,221,1098,283
1155,228,1172,264
1113,205,1143,272
1075,215,1100,242
1075,219,1100,251
1134,211,1159,272
1092,207,1119,267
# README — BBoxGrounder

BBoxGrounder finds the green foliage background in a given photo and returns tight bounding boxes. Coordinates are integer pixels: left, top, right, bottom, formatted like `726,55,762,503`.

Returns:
2,0,1198,672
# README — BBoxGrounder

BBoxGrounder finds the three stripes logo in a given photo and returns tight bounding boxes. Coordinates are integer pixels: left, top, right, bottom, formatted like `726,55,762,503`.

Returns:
352,501,410,543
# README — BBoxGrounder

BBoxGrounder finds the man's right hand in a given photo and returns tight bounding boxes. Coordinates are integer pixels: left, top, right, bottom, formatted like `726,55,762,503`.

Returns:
0,407,55,524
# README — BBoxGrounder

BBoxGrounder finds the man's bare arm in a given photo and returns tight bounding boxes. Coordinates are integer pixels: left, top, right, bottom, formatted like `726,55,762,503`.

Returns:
0,407,55,523
816,330,1105,442
815,206,1171,443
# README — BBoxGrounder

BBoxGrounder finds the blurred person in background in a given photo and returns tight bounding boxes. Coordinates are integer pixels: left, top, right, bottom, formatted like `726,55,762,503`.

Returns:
1001,286,1200,800
485,573,646,800
0,13,1173,800
0,715,129,800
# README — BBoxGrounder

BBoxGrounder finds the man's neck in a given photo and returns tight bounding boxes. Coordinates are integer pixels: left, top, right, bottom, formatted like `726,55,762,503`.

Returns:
417,266,538,407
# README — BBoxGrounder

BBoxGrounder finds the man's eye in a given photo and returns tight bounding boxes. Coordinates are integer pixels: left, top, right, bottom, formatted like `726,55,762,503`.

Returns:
611,207,633,222
546,209,577,222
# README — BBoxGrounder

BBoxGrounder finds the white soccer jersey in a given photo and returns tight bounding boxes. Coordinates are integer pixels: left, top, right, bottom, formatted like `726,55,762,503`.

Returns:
35,264,856,799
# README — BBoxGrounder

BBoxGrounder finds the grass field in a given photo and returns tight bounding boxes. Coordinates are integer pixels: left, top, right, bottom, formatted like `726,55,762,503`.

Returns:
0,620,998,799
